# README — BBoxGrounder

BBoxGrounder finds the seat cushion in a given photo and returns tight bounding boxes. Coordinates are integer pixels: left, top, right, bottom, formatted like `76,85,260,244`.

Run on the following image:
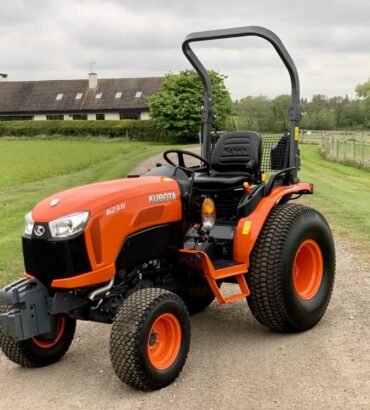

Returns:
194,175,247,190
211,131,262,174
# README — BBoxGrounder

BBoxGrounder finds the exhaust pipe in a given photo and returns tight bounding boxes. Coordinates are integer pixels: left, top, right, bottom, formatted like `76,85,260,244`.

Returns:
88,278,114,301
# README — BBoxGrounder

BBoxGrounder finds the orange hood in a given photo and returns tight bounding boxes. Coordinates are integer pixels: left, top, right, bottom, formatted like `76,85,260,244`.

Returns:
31,176,181,223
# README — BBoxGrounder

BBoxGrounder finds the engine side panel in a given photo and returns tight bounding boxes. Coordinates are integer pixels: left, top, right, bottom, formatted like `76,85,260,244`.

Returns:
31,177,183,289
116,223,182,271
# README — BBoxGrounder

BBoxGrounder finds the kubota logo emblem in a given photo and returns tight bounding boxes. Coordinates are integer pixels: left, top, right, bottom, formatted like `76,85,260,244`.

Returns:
148,192,177,204
50,198,60,207
34,225,45,237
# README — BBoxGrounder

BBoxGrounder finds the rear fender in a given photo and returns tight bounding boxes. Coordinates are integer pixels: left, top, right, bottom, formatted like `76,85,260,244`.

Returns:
233,182,313,265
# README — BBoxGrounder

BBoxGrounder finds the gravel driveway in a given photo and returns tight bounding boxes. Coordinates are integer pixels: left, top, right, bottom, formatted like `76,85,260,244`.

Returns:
1,151,369,410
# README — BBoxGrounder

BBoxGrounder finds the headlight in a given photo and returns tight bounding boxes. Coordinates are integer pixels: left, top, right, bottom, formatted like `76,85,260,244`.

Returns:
201,198,216,232
24,212,34,236
49,211,89,238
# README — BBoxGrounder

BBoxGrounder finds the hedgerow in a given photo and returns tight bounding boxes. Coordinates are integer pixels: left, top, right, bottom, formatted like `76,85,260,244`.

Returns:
0,120,167,141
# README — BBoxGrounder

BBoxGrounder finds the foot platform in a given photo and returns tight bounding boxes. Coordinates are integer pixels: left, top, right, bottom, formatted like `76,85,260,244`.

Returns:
180,249,250,304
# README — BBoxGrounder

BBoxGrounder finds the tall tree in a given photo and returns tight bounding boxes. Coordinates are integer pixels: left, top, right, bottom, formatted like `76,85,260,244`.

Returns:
234,96,272,131
149,70,233,143
271,95,291,132
356,79,370,127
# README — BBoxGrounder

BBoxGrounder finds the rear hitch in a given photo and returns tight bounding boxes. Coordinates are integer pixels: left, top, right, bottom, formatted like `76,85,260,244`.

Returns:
0,278,51,341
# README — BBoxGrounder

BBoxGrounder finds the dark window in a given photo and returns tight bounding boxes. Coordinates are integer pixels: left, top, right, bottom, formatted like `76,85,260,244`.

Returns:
96,113,105,120
0,115,34,121
46,115,64,120
119,112,139,120
72,114,88,120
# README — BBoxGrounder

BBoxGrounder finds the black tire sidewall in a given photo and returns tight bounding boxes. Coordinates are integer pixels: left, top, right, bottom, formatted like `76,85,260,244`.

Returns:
24,315,76,362
176,280,215,315
138,297,190,387
281,210,335,329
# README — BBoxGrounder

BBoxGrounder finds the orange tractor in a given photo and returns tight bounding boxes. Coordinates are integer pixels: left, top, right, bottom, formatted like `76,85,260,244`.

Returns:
0,26,335,390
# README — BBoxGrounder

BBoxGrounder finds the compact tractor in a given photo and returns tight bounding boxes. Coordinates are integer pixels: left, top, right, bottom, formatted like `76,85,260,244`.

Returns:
0,26,335,390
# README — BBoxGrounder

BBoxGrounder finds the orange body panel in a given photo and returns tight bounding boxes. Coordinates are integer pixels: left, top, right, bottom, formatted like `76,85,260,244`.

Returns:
233,182,313,265
29,176,182,289
178,183,312,305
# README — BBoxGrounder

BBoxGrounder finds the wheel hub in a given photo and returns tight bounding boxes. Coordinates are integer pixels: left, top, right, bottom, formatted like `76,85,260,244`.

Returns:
293,239,323,300
147,313,181,370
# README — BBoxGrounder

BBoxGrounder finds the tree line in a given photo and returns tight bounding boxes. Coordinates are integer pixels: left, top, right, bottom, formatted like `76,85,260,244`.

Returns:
232,78,370,132
149,71,370,142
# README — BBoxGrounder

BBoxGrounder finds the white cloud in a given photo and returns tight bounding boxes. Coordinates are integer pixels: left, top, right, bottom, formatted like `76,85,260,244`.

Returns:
0,0,369,99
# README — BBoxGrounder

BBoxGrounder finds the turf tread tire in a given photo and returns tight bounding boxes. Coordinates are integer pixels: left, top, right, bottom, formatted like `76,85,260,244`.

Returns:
110,288,190,391
247,203,335,333
0,302,76,367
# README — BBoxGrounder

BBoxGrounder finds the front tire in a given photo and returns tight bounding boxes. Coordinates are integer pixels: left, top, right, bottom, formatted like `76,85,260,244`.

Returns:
110,288,190,391
0,302,76,367
247,203,335,333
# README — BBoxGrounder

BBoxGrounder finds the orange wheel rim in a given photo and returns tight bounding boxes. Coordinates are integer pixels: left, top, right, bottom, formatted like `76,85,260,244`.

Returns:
32,316,66,349
147,313,181,370
293,239,323,300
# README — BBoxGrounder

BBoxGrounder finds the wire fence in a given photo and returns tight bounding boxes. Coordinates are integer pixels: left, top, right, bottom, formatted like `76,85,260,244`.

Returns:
321,133,370,169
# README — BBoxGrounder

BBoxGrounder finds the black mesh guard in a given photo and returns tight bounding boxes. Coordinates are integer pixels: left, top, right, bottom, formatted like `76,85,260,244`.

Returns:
261,134,290,172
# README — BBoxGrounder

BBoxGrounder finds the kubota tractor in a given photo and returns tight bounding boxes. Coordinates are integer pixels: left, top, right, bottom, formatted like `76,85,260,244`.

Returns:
0,26,335,390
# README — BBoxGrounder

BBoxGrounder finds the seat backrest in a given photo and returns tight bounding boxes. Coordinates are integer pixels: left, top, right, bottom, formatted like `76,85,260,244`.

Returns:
211,131,262,174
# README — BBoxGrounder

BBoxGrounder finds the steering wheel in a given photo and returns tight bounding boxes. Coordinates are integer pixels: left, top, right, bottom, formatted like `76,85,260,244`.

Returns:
163,149,210,173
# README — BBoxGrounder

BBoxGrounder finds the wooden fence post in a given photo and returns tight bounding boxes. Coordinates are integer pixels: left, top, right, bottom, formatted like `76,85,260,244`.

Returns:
352,140,355,163
362,137,365,167
336,138,339,161
343,138,346,162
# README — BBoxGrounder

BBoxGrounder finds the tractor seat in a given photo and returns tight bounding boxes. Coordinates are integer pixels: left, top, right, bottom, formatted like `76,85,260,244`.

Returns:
194,131,262,190
193,174,247,190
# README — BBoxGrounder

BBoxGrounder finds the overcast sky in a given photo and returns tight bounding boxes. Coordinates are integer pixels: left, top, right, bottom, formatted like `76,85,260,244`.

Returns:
1,0,369,99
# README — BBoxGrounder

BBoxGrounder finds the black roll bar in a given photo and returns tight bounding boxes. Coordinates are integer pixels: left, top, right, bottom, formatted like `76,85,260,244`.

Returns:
182,26,303,181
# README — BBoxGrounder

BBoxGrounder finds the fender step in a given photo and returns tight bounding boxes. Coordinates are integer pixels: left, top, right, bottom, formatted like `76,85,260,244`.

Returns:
180,250,250,304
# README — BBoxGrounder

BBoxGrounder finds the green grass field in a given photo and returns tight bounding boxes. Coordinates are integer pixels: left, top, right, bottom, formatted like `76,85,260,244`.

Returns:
0,139,369,286
300,145,370,262
0,138,152,188
0,138,169,286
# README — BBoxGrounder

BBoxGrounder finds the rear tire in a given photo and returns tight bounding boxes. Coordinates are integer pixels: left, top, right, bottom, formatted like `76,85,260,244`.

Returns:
247,203,335,333
110,288,190,391
0,302,76,367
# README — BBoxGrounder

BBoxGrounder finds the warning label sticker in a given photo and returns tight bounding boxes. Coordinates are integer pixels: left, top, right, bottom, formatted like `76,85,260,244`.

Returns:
242,221,252,235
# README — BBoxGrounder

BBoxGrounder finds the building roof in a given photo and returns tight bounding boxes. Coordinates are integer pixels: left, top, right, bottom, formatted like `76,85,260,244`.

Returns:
0,76,164,114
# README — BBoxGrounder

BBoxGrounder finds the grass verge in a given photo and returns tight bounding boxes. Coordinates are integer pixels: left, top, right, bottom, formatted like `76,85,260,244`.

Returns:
300,145,370,263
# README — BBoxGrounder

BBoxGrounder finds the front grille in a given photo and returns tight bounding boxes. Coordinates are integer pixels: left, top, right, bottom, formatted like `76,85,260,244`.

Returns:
22,234,91,286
